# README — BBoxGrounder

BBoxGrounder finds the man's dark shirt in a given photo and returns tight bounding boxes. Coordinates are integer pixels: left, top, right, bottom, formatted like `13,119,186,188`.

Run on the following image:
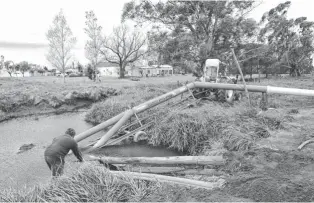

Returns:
44,134,83,162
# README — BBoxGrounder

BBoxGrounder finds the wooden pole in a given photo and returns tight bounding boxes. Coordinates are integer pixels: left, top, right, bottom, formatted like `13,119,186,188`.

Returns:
89,155,225,166
231,48,251,105
109,171,225,190
125,166,224,176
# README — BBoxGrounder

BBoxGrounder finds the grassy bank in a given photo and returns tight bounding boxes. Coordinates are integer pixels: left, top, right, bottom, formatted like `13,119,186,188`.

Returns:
0,77,119,122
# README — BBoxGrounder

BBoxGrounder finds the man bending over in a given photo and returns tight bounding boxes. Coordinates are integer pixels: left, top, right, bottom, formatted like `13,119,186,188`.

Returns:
44,128,83,176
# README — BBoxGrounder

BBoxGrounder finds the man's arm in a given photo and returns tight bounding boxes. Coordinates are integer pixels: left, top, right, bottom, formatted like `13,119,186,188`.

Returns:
71,142,84,162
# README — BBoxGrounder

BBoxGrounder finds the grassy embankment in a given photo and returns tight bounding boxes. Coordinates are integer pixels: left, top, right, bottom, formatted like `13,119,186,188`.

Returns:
0,76,123,122
2,75,314,201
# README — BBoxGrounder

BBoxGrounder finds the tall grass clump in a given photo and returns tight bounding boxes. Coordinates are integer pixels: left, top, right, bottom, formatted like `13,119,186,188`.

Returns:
148,103,235,155
85,97,130,125
0,163,161,202
85,84,173,125
147,101,278,155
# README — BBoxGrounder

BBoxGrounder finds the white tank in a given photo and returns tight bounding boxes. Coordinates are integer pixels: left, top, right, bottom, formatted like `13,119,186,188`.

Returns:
205,59,220,68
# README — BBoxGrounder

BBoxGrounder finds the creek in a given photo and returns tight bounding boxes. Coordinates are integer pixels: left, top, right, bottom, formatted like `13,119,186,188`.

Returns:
0,112,180,190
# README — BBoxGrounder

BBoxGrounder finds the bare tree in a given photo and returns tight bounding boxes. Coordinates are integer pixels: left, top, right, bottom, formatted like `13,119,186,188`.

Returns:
100,24,146,78
85,11,103,82
46,10,76,83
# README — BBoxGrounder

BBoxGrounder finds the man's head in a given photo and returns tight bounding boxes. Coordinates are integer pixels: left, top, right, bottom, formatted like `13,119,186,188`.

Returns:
65,128,76,137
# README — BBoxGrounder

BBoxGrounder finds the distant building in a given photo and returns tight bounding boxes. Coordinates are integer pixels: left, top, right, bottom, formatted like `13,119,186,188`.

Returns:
152,65,173,76
96,61,173,78
97,62,121,77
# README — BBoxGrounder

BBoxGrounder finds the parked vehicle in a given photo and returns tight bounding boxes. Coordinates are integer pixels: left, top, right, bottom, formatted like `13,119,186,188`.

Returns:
56,73,68,77
68,72,83,77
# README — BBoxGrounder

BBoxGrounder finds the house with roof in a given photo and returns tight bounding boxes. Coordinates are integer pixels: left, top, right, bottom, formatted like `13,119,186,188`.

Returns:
97,62,121,77
151,65,173,76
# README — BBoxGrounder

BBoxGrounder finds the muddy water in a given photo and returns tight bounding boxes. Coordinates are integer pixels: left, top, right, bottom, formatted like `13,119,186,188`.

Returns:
0,112,180,190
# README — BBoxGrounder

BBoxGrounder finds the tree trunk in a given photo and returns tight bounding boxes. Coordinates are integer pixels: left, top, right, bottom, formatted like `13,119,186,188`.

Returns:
94,65,97,82
257,58,260,83
296,68,301,77
250,66,253,80
119,63,126,78
63,67,65,83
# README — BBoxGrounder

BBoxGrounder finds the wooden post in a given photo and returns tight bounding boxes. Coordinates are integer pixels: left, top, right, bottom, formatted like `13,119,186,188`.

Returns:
260,92,268,111
90,155,225,166
231,48,251,106
110,171,225,190
124,166,224,176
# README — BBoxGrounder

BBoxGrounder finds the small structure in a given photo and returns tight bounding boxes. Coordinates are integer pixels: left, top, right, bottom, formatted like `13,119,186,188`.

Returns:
97,62,121,77
132,64,174,77
152,65,173,76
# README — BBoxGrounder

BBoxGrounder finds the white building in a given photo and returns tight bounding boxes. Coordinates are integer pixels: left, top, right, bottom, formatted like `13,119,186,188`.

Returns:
96,62,173,77
151,65,173,76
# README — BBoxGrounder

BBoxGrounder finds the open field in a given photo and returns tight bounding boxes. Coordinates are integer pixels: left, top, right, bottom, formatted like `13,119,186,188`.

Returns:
2,74,314,201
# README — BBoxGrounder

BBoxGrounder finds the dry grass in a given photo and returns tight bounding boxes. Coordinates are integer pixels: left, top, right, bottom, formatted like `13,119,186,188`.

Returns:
0,163,162,202
84,83,176,125
146,100,283,155
0,163,225,202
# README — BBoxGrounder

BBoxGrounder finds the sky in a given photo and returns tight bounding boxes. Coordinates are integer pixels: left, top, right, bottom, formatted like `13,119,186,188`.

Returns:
0,0,313,67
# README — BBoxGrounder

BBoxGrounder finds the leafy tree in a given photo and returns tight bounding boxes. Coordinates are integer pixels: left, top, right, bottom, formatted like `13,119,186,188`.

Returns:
122,1,259,73
100,24,146,78
147,30,169,65
4,61,14,77
86,64,95,80
46,9,77,83
19,61,30,77
37,68,45,75
76,62,83,73
85,11,103,81
259,1,314,76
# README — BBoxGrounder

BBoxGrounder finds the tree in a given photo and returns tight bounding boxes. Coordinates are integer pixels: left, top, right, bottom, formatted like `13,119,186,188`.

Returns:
84,11,103,81
86,64,95,80
46,10,77,83
37,69,45,75
4,61,14,77
19,61,30,77
147,30,169,65
100,24,146,78
122,1,259,73
76,62,83,73
259,1,314,76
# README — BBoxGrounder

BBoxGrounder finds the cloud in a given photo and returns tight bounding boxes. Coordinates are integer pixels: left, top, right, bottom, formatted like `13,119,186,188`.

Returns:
0,41,48,49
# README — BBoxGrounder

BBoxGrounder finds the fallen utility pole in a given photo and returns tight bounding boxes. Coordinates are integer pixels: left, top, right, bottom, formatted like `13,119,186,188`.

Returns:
125,166,224,176
110,170,225,190
75,82,314,147
89,155,225,166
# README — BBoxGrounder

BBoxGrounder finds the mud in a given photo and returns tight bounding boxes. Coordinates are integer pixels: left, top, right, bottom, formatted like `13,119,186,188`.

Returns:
218,108,314,202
